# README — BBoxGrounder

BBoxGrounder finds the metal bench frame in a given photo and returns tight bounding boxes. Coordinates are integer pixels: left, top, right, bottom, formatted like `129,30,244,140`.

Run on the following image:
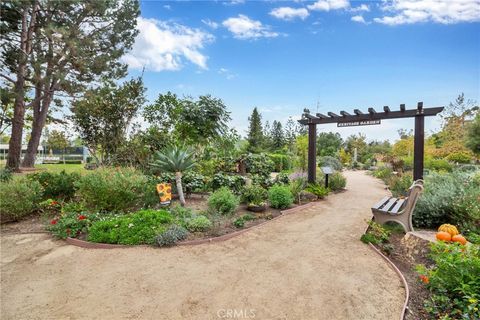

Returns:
371,180,424,233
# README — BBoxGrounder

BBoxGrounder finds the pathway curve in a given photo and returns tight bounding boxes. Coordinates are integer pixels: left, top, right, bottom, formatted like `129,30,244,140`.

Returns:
1,171,404,320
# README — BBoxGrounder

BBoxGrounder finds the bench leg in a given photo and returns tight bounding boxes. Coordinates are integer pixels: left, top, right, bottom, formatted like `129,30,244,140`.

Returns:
372,212,412,233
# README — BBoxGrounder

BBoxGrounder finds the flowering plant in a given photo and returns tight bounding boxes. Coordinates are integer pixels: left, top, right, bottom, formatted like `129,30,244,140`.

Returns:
40,199,63,216
47,212,99,239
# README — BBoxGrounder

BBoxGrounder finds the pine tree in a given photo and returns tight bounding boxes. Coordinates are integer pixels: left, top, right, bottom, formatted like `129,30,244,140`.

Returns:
271,120,285,150
284,117,298,148
247,107,263,152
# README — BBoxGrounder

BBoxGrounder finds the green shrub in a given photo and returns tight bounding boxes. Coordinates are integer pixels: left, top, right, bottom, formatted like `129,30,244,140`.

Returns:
445,151,473,164
305,184,329,198
268,185,294,209
28,170,80,200
210,173,246,193
155,225,188,247
250,174,274,189
244,153,275,177
0,168,13,182
240,185,268,205
318,156,342,171
268,153,292,172
425,158,453,172
233,213,255,228
47,211,99,239
328,172,346,191
289,177,307,204
87,209,173,245
274,172,290,185
417,242,480,319
208,187,239,215
0,178,43,221
360,220,390,245
75,167,150,213
170,205,194,219
185,215,212,232
182,171,207,194
371,166,394,182
388,174,413,197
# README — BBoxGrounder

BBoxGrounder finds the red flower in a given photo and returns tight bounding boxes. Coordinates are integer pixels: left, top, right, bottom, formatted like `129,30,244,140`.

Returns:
66,229,71,235
50,219,57,225
78,215,87,220
50,201,59,206
419,275,429,284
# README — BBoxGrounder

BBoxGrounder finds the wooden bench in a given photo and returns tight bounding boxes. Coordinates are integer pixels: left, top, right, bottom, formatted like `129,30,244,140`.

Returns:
371,180,424,233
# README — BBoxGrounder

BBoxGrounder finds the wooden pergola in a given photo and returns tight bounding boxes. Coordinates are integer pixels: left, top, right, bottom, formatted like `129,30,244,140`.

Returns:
298,102,444,183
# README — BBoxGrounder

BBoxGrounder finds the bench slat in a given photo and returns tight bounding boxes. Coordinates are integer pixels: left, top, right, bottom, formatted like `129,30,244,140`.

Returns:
381,198,398,212
372,196,390,210
390,198,406,214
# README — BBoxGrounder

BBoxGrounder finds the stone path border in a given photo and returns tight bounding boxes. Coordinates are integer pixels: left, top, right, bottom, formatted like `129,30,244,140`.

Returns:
65,202,317,249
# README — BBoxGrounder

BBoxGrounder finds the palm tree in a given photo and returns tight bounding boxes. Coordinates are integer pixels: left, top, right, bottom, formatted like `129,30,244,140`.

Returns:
151,145,195,206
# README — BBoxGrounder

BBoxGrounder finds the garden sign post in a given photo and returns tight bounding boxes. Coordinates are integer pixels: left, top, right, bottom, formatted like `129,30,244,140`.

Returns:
298,102,443,183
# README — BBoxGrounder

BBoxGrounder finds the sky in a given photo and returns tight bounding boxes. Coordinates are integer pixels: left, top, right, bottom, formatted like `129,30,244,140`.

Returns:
123,0,480,142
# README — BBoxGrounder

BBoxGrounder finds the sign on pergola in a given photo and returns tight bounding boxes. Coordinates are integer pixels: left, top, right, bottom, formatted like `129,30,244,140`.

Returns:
298,102,444,183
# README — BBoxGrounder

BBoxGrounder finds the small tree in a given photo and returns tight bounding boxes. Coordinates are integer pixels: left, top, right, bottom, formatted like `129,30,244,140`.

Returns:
247,107,263,153
151,146,195,206
466,112,480,155
46,130,69,164
270,120,285,150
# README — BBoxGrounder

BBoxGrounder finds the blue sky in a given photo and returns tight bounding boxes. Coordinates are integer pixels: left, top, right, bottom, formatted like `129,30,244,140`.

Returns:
124,0,480,142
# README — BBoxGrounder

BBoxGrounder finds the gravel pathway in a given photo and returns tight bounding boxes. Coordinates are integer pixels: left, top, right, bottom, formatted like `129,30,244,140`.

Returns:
1,171,404,320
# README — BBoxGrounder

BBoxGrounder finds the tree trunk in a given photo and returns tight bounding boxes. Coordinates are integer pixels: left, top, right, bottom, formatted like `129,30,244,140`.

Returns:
175,171,186,207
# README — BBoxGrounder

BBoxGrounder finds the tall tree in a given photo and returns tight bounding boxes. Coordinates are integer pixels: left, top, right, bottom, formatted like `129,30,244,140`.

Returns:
270,120,285,150
70,78,145,165
466,111,480,155
316,132,342,157
284,117,299,148
247,107,263,152
45,129,69,164
2,0,140,169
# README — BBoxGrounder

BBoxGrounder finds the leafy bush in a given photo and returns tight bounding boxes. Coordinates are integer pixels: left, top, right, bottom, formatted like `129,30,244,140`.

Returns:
75,167,151,213
268,153,292,172
0,178,43,221
274,172,290,185
155,225,188,247
0,168,13,182
170,205,194,220
360,220,391,245
241,185,268,205
210,173,246,193
208,187,239,215
268,185,294,209
425,158,453,172
445,151,473,164
48,211,99,239
417,242,480,319
244,153,275,177
328,172,346,191
87,209,173,245
305,184,329,198
318,156,343,171
28,170,80,200
388,173,413,197
182,171,207,194
371,166,394,182
289,177,307,204
233,213,255,228
185,215,212,232
250,174,274,189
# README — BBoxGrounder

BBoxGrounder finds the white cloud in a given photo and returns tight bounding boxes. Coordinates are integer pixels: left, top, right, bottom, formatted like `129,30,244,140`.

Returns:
350,4,370,12
223,0,245,5
218,68,237,80
351,15,367,24
222,15,279,39
270,7,310,20
202,19,219,29
374,0,480,25
163,5,171,10
122,17,214,72
307,0,350,11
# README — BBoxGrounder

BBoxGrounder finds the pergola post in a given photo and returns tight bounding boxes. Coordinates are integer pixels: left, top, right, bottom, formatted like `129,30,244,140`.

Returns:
308,123,316,183
413,102,425,181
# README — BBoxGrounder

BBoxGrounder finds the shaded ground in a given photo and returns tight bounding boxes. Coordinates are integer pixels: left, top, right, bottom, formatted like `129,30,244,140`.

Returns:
1,171,405,320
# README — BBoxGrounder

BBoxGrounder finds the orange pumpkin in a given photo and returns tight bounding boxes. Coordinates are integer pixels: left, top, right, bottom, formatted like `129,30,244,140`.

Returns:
438,224,459,237
436,231,452,242
451,234,467,245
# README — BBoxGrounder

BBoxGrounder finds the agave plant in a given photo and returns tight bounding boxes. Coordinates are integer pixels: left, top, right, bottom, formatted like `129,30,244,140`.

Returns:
151,145,195,206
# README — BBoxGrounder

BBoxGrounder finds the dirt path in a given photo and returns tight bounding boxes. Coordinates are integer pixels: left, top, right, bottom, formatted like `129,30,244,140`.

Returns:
1,171,404,320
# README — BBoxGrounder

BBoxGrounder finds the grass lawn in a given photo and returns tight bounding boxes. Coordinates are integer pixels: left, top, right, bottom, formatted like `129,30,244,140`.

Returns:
33,163,86,174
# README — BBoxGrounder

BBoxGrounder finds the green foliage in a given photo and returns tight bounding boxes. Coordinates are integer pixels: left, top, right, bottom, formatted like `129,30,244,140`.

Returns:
208,187,239,215
155,225,189,247
183,171,207,194
151,145,196,174
0,178,42,221
0,168,13,182
305,184,329,198
233,214,255,228
268,185,294,209
185,215,212,232
414,171,480,233
241,185,268,205
251,174,274,189
289,177,307,204
210,173,246,193
75,167,151,213
446,151,473,164
388,174,413,197
47,211,98,239
328,172,347,191
268,153,292,172
317,156,343,171
417,242,480,319
247,107,264,152
244,153,275,177
274,172,290,185
360,220,391,245
316,132,343,157
425,158,453,172
28,170,79,200
371,166,394,183
87,209,173,245
170,204,194,220
466,111,480,155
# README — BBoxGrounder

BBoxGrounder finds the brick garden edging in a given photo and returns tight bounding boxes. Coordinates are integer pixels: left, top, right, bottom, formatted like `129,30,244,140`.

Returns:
364,221,410,320
65,202,317,249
